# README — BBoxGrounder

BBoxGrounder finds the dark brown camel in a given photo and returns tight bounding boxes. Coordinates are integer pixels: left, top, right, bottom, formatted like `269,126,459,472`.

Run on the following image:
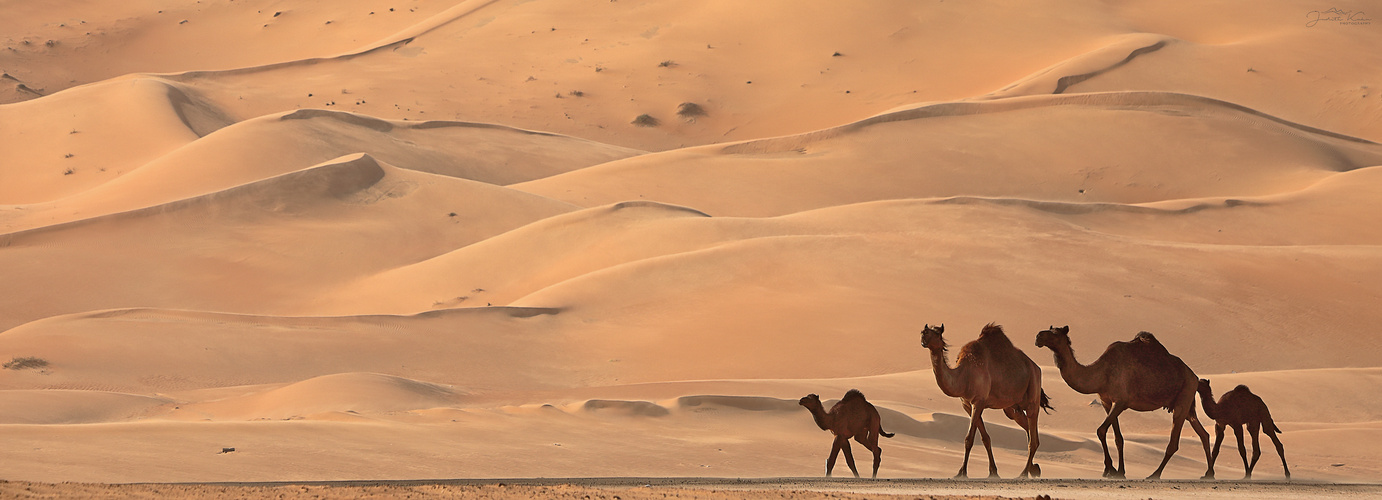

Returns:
1197,379,1289,479
798,389,895,478
920,323,1053,479
1035,326,1213,479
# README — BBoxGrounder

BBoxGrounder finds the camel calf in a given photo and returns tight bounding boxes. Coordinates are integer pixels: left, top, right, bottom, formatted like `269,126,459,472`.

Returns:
799,390,895,478
1197,379,1290,479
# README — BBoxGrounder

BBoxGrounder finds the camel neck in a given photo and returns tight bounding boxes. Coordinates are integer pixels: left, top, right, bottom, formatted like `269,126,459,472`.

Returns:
1051,344,1103,395
1197,385,1220,420
806,403,832,431
928,346,968,398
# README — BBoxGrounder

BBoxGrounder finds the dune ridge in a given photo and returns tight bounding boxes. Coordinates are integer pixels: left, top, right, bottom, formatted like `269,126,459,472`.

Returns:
724,91,1381,156
982,33,1174,99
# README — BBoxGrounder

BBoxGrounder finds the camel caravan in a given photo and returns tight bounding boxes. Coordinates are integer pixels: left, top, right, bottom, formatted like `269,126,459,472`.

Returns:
800,323,1289,480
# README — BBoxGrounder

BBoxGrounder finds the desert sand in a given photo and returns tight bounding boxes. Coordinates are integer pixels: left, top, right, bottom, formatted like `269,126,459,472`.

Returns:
2,0,1381,498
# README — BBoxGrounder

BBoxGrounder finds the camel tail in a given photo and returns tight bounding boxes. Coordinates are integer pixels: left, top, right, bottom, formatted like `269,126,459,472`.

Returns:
1272,419,1283,434
874,410,895,438
1039,389,1055,414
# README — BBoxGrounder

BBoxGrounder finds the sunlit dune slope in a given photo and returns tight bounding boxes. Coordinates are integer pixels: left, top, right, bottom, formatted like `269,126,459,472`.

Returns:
514,92,1382,217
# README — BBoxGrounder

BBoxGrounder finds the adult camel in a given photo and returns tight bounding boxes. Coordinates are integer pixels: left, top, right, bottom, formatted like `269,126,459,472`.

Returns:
920,323,1052,479
1035,326,1213,479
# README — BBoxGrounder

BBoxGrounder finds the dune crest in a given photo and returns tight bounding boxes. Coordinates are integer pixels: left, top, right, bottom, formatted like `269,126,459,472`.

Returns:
984,33,1174,98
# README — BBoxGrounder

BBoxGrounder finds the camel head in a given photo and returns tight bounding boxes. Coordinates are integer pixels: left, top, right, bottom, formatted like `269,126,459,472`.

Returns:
920,323,946,351
1035,325,1071,350
1198,378,1212,392
798,393,823,410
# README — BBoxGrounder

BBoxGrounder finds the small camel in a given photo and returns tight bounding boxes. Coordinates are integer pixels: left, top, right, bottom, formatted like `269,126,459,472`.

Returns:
1035,326,1213,479
920,323,1053,479
1197,378,1289,479
798,390,895,478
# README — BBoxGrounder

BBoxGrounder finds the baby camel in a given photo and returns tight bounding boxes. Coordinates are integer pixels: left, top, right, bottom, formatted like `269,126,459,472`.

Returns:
1197,379,1290,479
799,390,895,478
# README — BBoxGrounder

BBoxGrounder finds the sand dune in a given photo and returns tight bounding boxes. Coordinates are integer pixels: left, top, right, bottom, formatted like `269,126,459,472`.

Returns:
0,307,565,393
0,154,574,330
0,390,171,424
0,77,231,204
3,0,1381,490
515,92,1382,217
990,165,1382,246
179,372,466,421
0,107,637,233
0,0,462,102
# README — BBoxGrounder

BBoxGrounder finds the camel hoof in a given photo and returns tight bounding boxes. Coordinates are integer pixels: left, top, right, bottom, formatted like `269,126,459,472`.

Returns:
1029,464,1042,478
1201,473,1215,480
1102,469,1125,479
1145,473,1163,480
954,471,968,480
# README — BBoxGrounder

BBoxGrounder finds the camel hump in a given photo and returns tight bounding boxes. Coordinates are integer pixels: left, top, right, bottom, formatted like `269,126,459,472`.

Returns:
1130,331,1171,356
978,323,1015,347
980,322,1005,337
842,389,866,402
970,323,1017,359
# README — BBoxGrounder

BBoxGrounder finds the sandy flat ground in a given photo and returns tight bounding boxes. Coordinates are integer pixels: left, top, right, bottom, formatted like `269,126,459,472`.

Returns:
2,0,1381,497
5,478,1382,500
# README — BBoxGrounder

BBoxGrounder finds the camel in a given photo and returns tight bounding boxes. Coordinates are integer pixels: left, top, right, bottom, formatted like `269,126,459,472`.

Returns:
1034,326,1213,479
1197,379,1289,479
920,323,1053,479
798,389,895,478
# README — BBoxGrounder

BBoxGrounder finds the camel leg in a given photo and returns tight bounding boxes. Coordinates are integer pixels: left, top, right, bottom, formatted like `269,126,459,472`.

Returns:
1247,423,1263,479
1265,427,1289,479
974,415,999,479
1209,423,1227,478
1097,401,1129,479
1187,409,1214,479
1147,407,1190,480
1233,425,1249,479
856,434,882,479
826,436,843,477
1007,406,1040,479
840,439,860,479
957,406,985,479
1022,408,1040,479
1111,414,1127,477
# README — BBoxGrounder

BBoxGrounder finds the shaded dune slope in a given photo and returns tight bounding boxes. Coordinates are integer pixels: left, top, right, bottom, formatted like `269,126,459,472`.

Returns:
0,154,575,331
0,103,638,233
